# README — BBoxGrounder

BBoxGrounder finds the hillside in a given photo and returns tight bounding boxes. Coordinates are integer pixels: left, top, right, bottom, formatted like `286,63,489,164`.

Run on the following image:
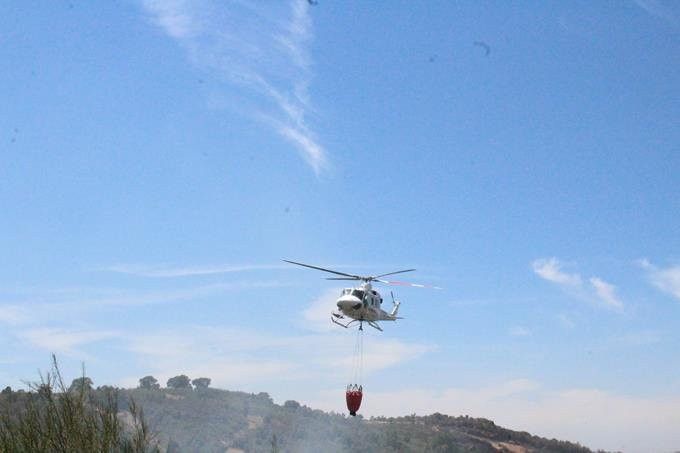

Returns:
1,380,602,452
110,387,595,452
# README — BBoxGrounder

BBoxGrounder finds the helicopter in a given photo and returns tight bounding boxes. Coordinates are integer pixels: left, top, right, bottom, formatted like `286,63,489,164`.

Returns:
284,260,439,331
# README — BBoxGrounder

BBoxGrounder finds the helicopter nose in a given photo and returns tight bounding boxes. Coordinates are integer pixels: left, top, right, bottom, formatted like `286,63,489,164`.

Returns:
337,297,361,311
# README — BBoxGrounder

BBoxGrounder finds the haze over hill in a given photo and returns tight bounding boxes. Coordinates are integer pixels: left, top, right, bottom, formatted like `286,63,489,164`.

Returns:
1,379,599,453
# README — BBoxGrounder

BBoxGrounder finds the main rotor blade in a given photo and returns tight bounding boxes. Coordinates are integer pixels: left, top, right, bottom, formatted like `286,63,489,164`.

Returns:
283,260,360,279
326,277,361,281
373,269,416,279
376,279,443,290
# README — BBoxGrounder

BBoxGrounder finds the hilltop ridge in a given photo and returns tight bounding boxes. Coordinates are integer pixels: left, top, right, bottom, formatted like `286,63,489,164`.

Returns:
112,386,597,452
1,382,602,452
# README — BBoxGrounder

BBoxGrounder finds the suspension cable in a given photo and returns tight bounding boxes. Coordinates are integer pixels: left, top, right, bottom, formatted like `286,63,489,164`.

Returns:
350,325,364,386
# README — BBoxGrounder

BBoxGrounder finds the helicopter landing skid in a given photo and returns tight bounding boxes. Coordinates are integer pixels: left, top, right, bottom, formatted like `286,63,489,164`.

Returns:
331,313,383,331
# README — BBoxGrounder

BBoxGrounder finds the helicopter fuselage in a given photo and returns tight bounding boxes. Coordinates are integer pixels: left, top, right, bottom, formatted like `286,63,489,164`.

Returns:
334,282,400,322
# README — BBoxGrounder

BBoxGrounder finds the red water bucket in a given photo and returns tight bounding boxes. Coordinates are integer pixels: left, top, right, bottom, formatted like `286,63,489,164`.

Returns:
346,384,363,416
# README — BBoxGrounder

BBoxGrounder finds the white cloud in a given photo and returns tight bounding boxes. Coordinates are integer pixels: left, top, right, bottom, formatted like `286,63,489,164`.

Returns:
0,305,29,325
141,0,327,173
277,0,312,69
357,338,433,374
301,288,340,332
532,258,624,310
18,328,118,357
143,0,197,38
123,322,432,389
124,327,297,388
308,380,680,453
277,123,326,173
532,258,582,287
589,277,623,310
6,282,288,315
639,259,680,301
120,291,432,391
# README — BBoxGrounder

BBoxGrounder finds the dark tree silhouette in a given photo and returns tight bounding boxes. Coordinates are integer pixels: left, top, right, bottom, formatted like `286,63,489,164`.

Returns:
191,377,211,389
166,375,191,389
139,376,160,390
69,377,93,393
284,400,301,409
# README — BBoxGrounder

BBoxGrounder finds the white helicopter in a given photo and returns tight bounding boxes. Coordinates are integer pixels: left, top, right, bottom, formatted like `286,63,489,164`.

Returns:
284,260,439,331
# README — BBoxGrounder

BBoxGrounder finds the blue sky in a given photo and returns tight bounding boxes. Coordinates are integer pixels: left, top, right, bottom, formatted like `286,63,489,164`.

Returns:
1,1,679,451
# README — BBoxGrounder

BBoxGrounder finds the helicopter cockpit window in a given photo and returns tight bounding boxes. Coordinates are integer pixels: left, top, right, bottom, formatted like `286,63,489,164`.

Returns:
351,290,365,300
342,288,352,295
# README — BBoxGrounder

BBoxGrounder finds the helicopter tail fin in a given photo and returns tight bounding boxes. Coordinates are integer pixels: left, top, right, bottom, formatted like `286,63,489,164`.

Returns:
389,291,401,317
390,300,401,318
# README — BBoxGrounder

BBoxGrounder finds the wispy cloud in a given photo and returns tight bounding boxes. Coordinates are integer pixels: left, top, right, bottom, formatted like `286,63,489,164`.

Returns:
532,258,582,287
589,277,623,310
301,288,340,332
141,0,327,173
638,259,680,301
0,281,288,325
0,305,29,325
123,324,432,389
124,326,299,387
143,0,197,38
17,328,119,357
532,258,624,311
120,291,432,389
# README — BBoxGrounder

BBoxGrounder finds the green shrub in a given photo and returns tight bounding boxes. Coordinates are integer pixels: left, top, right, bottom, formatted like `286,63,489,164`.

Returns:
0,356,157,453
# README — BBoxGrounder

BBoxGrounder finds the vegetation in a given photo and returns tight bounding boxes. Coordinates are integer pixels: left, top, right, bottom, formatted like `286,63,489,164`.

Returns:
191,378,211,389
120,385,598,452
166,376,191,390
0,356,157,453
1,363,602,452
139,376,160,391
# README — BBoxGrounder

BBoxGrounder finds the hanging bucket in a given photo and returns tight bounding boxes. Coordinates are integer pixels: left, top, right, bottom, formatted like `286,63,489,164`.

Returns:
346,384,363,416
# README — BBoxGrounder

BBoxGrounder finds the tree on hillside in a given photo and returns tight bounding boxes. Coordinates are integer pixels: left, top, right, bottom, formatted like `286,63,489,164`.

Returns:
69,377,93,393
255,392,272,403
1,386,11,395
284,400,300,409
191,377,211,389
167,375,191,389
139,376,160,390
97,385,117,393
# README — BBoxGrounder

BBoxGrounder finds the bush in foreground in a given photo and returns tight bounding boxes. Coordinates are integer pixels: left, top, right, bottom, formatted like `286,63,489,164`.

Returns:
0,356,157,453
